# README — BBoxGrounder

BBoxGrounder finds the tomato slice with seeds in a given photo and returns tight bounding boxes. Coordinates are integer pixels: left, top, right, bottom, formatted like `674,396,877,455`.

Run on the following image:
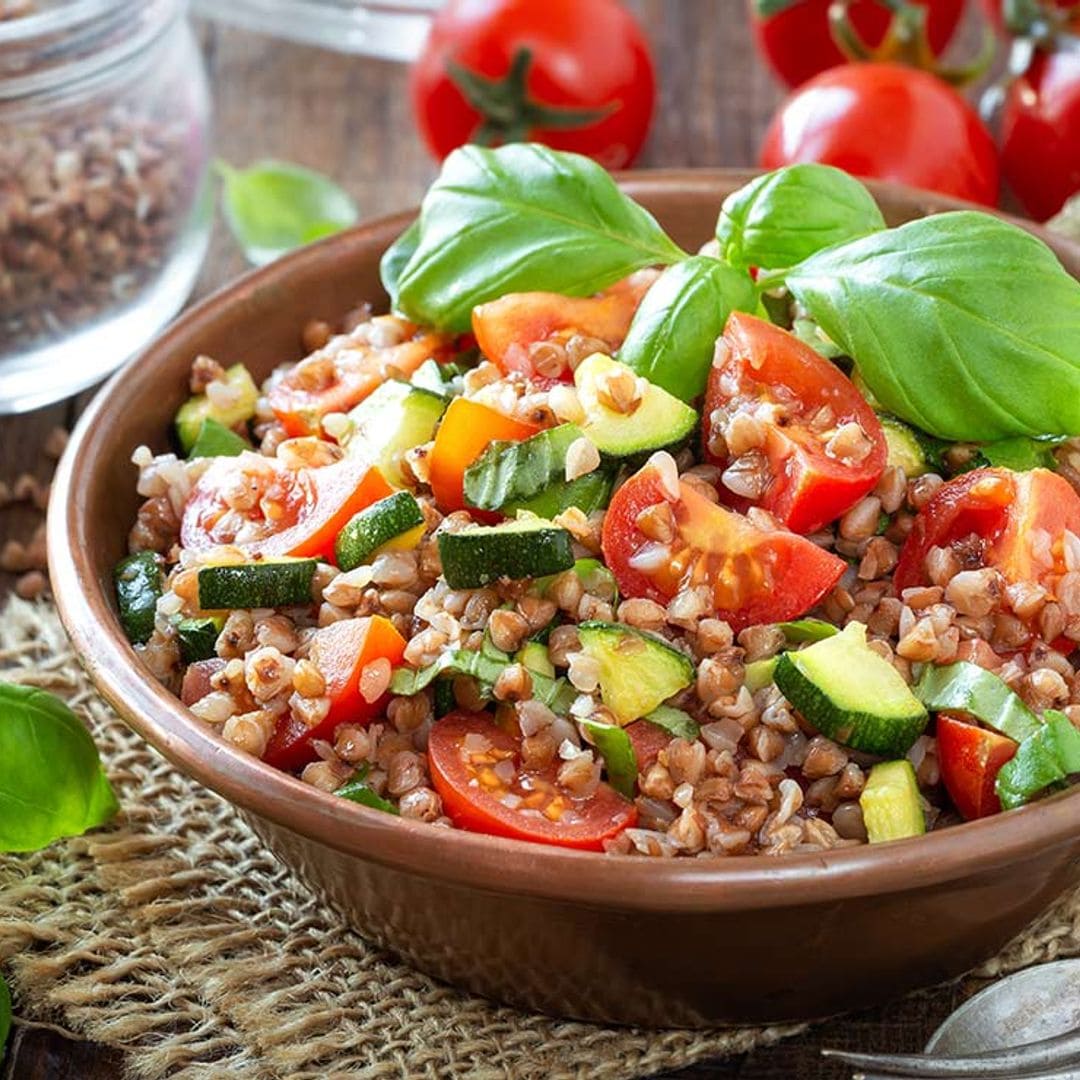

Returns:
269,316,455,437
427,712,637,850
264,616,407,772
894,468,1080,595
181,454,393,562
936,713,1018,821
602,462,847,633
471,270,659,382
704,313,886,535
428,397,542,513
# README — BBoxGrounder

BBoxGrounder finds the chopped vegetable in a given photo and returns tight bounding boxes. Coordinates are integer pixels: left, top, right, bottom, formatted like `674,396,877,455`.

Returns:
995,711,1080,810
916,662,1042,744
187,417,251,459
174,363,258,453
337,766,399,815
196,559,317,610
437,518,575,589
581,718,637,798
860,760,926,844
114,552,163,646
334,491,426,571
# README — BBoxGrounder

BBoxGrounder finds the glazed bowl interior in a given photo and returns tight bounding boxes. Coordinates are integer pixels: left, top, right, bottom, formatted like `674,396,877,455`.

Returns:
49,170,1080,916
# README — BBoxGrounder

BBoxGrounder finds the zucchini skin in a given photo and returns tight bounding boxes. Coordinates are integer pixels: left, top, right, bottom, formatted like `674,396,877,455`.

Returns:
437,525,575,589
335,492,425,571
774,651,927,758
114,552,164,645
197,560,317,610
177,616,225,663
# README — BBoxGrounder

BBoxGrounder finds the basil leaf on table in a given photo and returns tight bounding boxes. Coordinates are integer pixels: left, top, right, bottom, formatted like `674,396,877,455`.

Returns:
781,212,1080,441
380,218,420,309
618,256,758,401
0,683,118,853
218,160,359,267
716,164,885,272
395,143,688,332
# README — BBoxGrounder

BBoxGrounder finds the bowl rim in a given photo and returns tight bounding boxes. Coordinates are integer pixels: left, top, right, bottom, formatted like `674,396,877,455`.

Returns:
49,167,1080,914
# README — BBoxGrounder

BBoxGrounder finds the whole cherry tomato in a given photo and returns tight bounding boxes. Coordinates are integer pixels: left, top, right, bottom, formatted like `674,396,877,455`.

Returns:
760,63,1000,205
409,0,656,169
704,312,887,535
750,0,966,89
1000,43,1080,220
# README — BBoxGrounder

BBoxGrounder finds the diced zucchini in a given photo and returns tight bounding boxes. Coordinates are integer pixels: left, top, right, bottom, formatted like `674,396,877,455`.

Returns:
916,661,1042,744
197,558,317,609
187,417,251,459
437,518,575,589
860,760,926,843
175,363,258,453
517,641,555,679
334,491,426,571
581,718,637,798
410,357,469,399
744,656,778,693
574,353,697,459
577,620,694,725
345,381,447,486
774,621,928,757
995,710,1080,810
114,551,164,645
177,615,226,663
643,704,700,741
879,415,944,478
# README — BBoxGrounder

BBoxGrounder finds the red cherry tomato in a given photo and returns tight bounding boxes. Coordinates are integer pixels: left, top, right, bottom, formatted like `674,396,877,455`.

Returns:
409,0,656,169
264,616,407,772
625,718,674,773
704,312,887,535
181,455,394,562
472,271,659,382
601,462,847,632
895,467,1080,593
1001,44,1080,221
749,0,964,89
936,713,1018,820
268,317,455,438
760,63,1000,206
427,712,637,850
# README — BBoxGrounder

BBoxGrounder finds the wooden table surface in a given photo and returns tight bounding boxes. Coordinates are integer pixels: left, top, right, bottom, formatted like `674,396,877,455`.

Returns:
0,2,994,1076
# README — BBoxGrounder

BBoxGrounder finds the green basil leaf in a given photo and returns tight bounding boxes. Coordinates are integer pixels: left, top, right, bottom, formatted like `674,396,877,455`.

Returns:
643,704,700,741
975,436,1064,472
581,718,637,799
0,683,118,853
0,973,9,1063
777,619,839,643
380,219,420,310
618,256,758,401
218,160,358,267
783,212,1080,441
716,165,885,272
396,143,687,332
337,766,399,815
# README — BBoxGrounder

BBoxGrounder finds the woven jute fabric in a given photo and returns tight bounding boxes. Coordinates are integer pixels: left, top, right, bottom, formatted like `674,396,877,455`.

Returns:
1,597,1079,1080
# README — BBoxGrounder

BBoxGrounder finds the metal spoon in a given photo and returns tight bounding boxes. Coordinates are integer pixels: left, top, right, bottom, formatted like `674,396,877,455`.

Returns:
822,959,1080,1078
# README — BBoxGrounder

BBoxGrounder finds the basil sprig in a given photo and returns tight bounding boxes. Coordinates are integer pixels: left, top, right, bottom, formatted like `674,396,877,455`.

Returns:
0,683,118,853
618,256,758,401
778,212,1080,441
394,144,687,332
716,163,885,272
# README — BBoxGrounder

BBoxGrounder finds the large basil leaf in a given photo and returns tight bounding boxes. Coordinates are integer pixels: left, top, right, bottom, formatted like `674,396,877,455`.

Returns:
395,143,687,332
716,164,885,272
380,218,420,309
783,212,1080,441
0,683,118,853
618,256,758,401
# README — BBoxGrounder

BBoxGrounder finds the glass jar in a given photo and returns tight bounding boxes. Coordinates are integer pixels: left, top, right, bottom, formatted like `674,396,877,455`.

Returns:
0,0,212,413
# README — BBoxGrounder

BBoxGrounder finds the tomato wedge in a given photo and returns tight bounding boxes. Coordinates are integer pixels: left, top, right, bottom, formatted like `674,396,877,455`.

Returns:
625,718,673,772
181,454,393,562
428,397,541,513
269,316,454,437
895,468,1080,594
704,313,886,535
263,616,407,772
936,713,1018,821
471,270,658,382
602,461,847,632
427,712,637,850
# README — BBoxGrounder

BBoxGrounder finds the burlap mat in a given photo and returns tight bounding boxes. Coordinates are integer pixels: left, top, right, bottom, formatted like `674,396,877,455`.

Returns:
1,597,1078,1080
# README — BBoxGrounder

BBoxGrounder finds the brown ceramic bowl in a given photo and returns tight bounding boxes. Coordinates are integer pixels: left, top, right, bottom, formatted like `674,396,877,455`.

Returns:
49,170,1080,1028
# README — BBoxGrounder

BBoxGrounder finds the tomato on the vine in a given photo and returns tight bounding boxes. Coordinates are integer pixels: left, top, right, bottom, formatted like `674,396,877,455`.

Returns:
409,0,656,169
1000,44,1080,220
749,0,965,89
427,712,637,850
760,63,1000,206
